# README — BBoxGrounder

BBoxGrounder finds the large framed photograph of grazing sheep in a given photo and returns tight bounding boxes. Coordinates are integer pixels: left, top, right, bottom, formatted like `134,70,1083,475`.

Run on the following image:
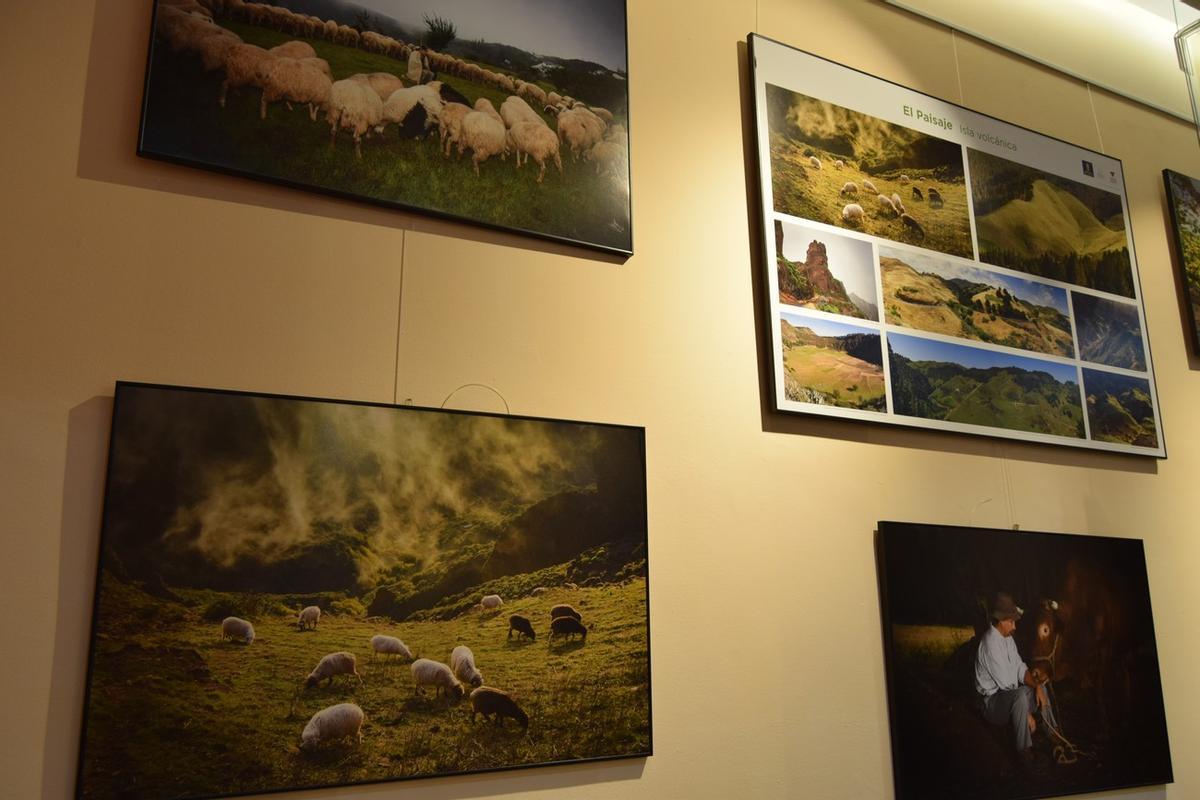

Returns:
1163,169,1200,355
749,34,1166,456
139,0,632,255
75,382,651,800
875,521,1173,800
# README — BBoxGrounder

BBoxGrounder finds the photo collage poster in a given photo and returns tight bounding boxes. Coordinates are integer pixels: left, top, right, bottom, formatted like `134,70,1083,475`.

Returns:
750,35,1165,456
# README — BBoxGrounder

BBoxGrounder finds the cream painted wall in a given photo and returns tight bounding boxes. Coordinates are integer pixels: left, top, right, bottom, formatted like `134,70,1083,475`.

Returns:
2,1,1198,799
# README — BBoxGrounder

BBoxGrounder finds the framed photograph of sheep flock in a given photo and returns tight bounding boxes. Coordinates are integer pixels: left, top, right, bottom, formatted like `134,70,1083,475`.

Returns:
139,0,632,255
75,382,651,800
748,34,1166,456
875,521,1173,800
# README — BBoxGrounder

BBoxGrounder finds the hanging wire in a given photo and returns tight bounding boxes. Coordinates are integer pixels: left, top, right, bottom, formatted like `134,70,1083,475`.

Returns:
439,383,511,414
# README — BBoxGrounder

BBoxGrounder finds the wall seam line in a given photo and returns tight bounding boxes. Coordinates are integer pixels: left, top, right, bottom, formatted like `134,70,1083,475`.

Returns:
392,229,407,405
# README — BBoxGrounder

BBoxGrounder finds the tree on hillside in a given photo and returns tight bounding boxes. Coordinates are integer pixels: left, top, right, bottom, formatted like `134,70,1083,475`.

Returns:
423,13,457,50
353,9,379,33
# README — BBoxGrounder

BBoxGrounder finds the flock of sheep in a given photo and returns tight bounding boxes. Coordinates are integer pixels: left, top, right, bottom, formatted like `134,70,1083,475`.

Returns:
154,0,628,185
218,590,594,752
801,154,943,239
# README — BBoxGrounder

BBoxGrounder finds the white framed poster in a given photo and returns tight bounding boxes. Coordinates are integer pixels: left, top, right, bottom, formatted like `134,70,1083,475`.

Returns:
749,34,1165,457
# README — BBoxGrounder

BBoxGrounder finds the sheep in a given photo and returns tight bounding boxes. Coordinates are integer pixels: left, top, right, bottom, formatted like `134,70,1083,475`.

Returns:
298,605,321,630
556,107,606,161
549,615,588,643
912,186,923,201
349,71,406,103
258,57,332,121
529,587,547,597
328,79,383,159
381,84,444,138
461,103,508,174
438,102,472,157
269,40,315,60
550,604,582,621
300,702,364,751
588,106,614,124
221,616,255,643
890,193,906,215
305,652,363,689
219,43,272,108
584,138,626,180
194,28,242,72
508,121,562,183
450,645,484,688
410,658,465,699
808,155,821,169
499,95,545,130
876,194,898,217
473,97,503,124
470,687,529,730
901,213,925,238
370,634,413,662
862,179,878,194
839,182,858,196
508,614,536,641
564,582,579,591
834,159,845,168
841,203,864,225
927,187,944,208
480,594,504,610
407,49,424,83
899,174,910,184
299,56,331,79
468,603,485,614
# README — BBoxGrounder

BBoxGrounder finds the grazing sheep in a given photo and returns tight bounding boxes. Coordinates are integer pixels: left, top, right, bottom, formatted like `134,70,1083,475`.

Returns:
564,582,579,591
298,605,321,630
438,102,471,157
508,121,563,183
450,645,484,688
550,604,582,621
305,652,363,689
901,213,925,238
583,139,625,180
890,193,906,215
839,182,858,196
808,155,821,169
258,57,332,121
927,187,944,208
899,174,910,184
556,108,604,161
480,594,504,610
470,687,529,730
300,703,364,751
299,56,332,80
862,179,878,194
508,614,536,641
370,634,413,662
912,186,923,201
842,203,865,225
461,103,508,175
834,159,845,168
410,658,465,699
529,587,548,597
219,43,271,108
877,194,898,217
328,79,383,159
349,71,406,103
195,28,242,72
381,84,444,138
220,616,254,644
588,106,615,124
269,40,315,60
549,616,588,643
500,95,545,130
474,96,503,124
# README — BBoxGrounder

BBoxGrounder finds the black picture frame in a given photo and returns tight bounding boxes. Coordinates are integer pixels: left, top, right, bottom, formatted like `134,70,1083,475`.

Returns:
138,0,632,256
749,34,1166,457
1162,168,1200,355
75,381,651,800
875,520,1172,800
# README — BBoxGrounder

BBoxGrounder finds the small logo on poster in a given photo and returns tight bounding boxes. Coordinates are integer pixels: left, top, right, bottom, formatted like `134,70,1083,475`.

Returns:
1082,160,1094,177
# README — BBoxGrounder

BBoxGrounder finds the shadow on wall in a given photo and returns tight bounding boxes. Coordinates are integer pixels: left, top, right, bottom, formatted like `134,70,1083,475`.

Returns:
73,0,625,266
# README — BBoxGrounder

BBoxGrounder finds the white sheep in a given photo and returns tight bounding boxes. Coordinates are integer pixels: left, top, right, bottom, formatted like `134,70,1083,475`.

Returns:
328,79,383,159
219,43,272,108
842,203,864,225
556,108,604,161
258,57,332,121
269,40,315,60
530,587,548,596
381,84,443,136
195,28,242,72
588,106,614,124
370,634,414,662
507,121,562,183
877,194,898,217
584,139,625,180
499,95,545,130
899,174,910,184
450,645,484,688
460,103,508,175
862,179,878,194
480,594,503,610
220,616,254,643
349,71,407,102
474,96,503,124
411,658,465,699
298,605,321,630
300,703,364,751
834,159,845,168
839,182,858,196
809,155,821,169
890,193,906,215
407,49,424,83
304,652,364,688
438,101,471,157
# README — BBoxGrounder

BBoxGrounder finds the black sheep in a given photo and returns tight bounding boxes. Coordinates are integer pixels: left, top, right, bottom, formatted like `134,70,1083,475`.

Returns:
508,614,536,641
470,687,529,729
549,615,588,643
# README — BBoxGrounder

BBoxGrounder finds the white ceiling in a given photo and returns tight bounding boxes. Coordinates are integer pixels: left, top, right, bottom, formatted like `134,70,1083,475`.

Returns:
884,0,1200,120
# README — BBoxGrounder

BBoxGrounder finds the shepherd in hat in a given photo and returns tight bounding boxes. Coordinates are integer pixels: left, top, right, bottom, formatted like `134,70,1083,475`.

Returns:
975,591,1055,756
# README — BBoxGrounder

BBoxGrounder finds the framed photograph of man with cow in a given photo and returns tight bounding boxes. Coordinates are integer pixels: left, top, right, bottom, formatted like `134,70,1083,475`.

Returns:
875,521,1172,800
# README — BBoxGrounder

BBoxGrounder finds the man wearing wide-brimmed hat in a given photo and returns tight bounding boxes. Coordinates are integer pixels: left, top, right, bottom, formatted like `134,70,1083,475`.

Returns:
975,591,1053,754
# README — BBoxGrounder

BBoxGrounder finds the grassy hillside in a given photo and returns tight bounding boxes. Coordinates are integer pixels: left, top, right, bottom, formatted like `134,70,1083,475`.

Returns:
141,21,631,251
1083,369,1158,448
780,322,885,410
1071,293,1145,370
79,572,650,799
881,258,1074,357
1168,172,1200,338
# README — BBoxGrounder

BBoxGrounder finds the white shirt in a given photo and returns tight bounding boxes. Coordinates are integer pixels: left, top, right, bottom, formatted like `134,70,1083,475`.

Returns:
975,624,1028,697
